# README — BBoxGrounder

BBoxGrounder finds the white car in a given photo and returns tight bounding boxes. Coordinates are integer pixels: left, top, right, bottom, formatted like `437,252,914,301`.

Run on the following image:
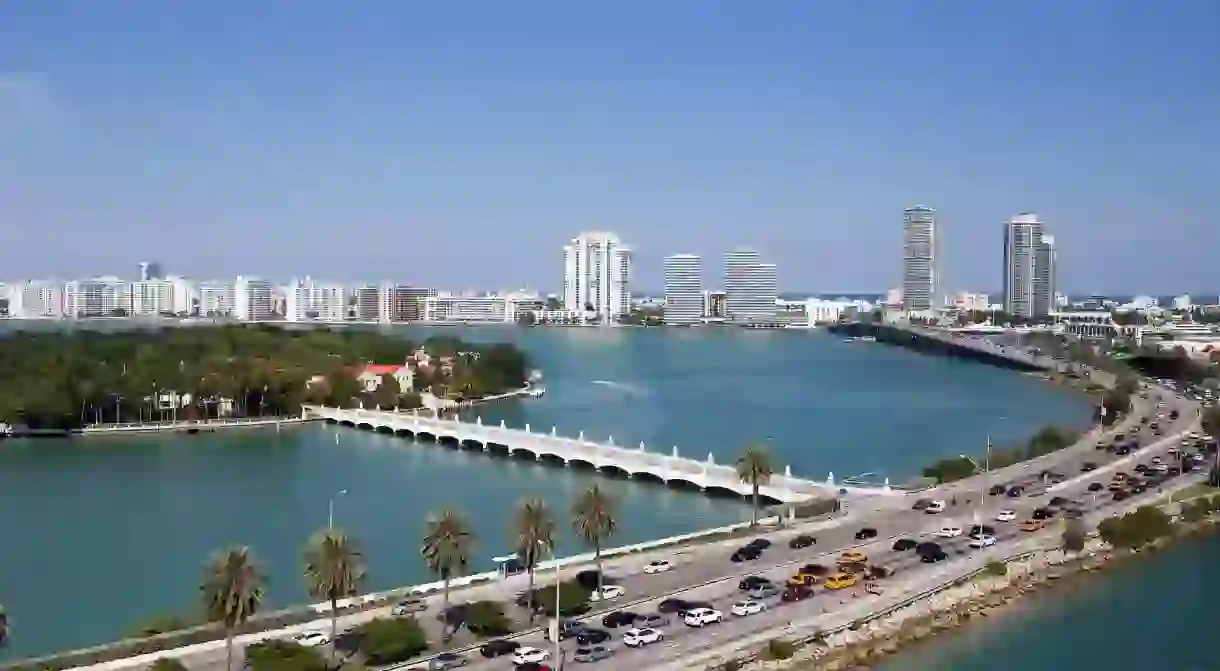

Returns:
622,627,664,647
925,500,946,514
683,607,724,627
731,600,766,617
291,630,330,647
969,534,997,548
588,585,626,602
643,559,673,574
995,510,1017,522
511,646,549,665
936,526,964,538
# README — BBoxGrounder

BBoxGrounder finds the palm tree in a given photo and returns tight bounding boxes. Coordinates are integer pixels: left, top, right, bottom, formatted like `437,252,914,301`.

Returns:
512,499,555,624
421,509,473,641
303,529,366,644
736,441,775,526
570,485,617,595
200,546,265,671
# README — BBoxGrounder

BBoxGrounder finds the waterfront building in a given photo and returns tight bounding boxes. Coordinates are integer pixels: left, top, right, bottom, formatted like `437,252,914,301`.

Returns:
352,285,379,321
953,292,991,314
233,276,273,321
901,206,941,313
663,254,703,326
1002,212,1044,319
1035,233,1057,317
130,279,176,316
284,278,347,322
7,280,64,318
197,281,233,317
562,231,632,321
723,248,778,324
165,276,196,315
137,261,164,282
702,290,727,319
423,290,544,323
65,277,131,318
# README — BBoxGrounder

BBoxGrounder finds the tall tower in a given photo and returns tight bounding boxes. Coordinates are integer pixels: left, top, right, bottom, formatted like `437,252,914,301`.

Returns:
1003,213,1043,318
663,254,703,326
723,248,777,324
901,206,939,313
562,231,632,321
1036,233,1057,317
138,261,164,281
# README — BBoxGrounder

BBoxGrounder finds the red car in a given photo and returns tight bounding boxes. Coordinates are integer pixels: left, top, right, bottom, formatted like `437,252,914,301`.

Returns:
782,585,814,602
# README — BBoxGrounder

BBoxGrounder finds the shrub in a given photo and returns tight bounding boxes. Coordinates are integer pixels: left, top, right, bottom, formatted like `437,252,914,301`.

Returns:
149,659,189,671
762,639,796,660
531,580,591,617
1098,505,1175,550
789,497,839,519
127,614,197,638
354,617,429,666
1062,518,1087,553
984,561,1007,577
244,640,331,671
462,600,514,637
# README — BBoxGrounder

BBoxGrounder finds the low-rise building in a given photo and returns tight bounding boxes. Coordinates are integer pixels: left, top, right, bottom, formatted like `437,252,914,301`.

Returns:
423,291,544,323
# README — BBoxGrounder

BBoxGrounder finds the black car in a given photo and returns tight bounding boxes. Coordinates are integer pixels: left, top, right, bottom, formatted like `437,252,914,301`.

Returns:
1088,482,1105,492
988,484,1007,496
601,611,639,628
1048,496,1071,507
543,619,585,641
854,528,878,541
738,576,771,591
800,563,830,576
788,534,816,549
920,549,949,563
677,601,713,617
1112,489,1131,501
968,524,996,537
746,538,772,550
1007,486,1024,498
1032,507,1055,520
1170,409,1180,420
479,639,521,658
892,538,918,551
576,628,611,645
731,546,761,562
658,599,692,614
575,569,613,591
911,498,933,510
915,541,942,557
1081,462,1097,472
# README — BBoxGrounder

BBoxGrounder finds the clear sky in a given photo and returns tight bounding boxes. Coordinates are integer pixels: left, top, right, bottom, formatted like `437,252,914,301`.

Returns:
1,1,1216,295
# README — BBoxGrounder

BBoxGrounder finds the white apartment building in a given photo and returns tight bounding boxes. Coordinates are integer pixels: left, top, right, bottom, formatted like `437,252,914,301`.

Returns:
198,281,233,316
724,249,778,324
663,254,703,326
953,292,991,313
130,279,176,316
6,281,64,318
233,276,273,321
901,206,940,313
65,277,131,318
562,231,632,320
1003,212,1048,319
423,291,544,323
284,278,347,322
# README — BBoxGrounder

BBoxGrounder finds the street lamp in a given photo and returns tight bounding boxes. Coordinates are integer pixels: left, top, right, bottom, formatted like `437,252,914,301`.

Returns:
960,436,992,526
328,489,348,530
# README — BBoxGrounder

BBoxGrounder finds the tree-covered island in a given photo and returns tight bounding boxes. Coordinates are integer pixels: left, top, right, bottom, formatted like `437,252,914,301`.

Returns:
0,326,531,430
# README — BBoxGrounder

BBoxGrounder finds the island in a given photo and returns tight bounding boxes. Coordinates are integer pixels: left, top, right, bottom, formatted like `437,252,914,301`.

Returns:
0,326,532,431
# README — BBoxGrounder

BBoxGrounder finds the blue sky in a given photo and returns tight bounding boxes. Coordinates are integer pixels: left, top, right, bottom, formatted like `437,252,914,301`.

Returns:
1,1,1216,295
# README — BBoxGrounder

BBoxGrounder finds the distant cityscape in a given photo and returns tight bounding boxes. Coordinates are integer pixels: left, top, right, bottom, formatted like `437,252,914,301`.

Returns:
1,208,1218,339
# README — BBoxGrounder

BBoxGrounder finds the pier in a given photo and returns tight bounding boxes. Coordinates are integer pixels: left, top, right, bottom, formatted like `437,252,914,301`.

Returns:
304,405,900,504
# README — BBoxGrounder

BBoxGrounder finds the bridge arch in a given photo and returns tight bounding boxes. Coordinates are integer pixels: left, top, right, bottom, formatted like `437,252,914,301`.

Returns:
394,428,415,438
437,435,460,448
459,439,484,451
510,447,537,460
486,442,511,456
598,464,629,478
631,471,665,484
356,422,375,431
339,420,356,428
374,425,394,434
537,453,567,466
704,485,744,500
667,477,702,492
416,431,437,442
324,418,338,425
568,458,596,470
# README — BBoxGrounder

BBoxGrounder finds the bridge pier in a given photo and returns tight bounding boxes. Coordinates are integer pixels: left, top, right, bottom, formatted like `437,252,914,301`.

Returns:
827,472,835,486
638,441,645,451
672,446,679,458
476,416,482,425
578,431,585,441
552,426,557,436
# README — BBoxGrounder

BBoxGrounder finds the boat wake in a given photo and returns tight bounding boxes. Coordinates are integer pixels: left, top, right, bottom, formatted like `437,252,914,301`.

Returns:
591,380,645,395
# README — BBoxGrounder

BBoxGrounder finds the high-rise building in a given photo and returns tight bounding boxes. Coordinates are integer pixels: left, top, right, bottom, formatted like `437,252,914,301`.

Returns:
723,248,778,324
1035,233,1057,317
130,279,175,316
284,278,346,322
65,277,130,318
901,206,940,313
8,281,64,318
233,276,273,322
138,261,164,281
354,285,381,321
198,281,233,317
562,231,632,321
1002,213,1043,319
663,254,703,326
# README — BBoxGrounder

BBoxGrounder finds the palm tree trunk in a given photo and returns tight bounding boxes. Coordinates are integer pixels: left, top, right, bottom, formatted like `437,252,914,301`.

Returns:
225,631,234,671
751,479,760,526
526,566,536,625
441,576,451,642
595,539,604,595
330,595,338,648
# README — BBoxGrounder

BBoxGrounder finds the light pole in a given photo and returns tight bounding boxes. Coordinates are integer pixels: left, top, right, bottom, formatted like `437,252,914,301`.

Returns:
328,489,347,530
548,545,562,668
960,435,991,527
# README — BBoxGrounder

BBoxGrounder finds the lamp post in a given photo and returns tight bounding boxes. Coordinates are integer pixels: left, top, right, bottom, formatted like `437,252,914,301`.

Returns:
960,435,992,527
548,545,562,668
328,489,348,530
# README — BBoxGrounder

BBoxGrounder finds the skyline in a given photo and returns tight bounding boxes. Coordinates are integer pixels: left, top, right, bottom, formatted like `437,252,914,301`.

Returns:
1,2,1217,293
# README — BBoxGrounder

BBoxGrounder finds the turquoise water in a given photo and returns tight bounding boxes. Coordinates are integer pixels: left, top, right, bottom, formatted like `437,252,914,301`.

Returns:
0,327,1092,659
878,532,1220,671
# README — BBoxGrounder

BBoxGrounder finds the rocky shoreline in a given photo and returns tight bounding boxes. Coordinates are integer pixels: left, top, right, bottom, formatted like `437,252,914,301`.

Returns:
736,515,1219,671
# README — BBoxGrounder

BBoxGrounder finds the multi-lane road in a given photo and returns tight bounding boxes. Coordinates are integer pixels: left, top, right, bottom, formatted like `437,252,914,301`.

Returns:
91,384,1200,671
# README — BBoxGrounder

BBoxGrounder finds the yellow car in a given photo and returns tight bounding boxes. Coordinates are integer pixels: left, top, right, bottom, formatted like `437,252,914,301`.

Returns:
838,550,868,565
1021,519,1044,532
786,573,818,588
823,572,860,590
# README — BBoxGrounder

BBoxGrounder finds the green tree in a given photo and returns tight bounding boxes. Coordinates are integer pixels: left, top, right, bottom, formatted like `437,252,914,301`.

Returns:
511,498,555,625
421,509,473,642
201,546,265,671
244,640,330,671
463,600,513,637
303,529,366,644
1062,518,1087,554
354,617,429,665
735,442,775,526
571,485,617,595
1203,407,1220,440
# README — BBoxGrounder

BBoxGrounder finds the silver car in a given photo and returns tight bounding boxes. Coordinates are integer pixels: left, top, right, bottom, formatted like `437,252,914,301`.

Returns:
428,653,468,670
392,598,427,615
573,645,614,663
748,584,781,599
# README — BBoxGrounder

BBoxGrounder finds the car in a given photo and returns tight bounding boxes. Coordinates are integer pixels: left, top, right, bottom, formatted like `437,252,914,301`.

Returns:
572,646,614,663
935,526,964,538
479,639,520,658
969,534,997,548
730,547,761,563
543,619,585,641
911,498,933,510
1134,464,1149,473
731,600,767,616
575,628,610,645
511,647,550,665
823,572,859,590
920,549,949,563
738,576,771,591
392,598,427,615
589,585,625,602
291,630,330,648
657,599,691,614
1048,496,1071,507
515,663,552,671
1021,519,1044,532
988,484,1007,496
683,607,724,627
1087,482,1105,492
925,500,947,514
788,534,816,549
748,583,781,599
676,600,713,616
854,527,879,540
1007,486,1024,498
1112,489,1131,501
839,550,868,565
633,613,668,628
969,524,997,536
915,541,942,555
892,538,918,551
643,559,673,574
1064,508,1084,518
574,569,611,591
622,627,663,647
746,538,772,550
800,563,831,576
787,573,818,588
601,610,639,628
428,653,468,670
782,585,814,602
995,509,1017,522
1032,507,1055,520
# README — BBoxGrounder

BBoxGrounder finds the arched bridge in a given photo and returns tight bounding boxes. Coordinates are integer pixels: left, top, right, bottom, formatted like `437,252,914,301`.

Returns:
303,406,899,504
